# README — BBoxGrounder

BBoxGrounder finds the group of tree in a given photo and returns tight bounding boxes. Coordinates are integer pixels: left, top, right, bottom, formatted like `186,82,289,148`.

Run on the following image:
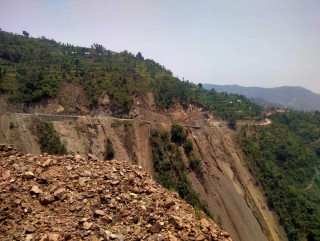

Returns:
0,30,262,120
91,43,106,53
240,111,320,241
150,126,209,217
22,30,29,38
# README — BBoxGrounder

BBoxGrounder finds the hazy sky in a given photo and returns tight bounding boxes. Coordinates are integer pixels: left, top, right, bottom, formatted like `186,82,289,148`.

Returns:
1,0,320,93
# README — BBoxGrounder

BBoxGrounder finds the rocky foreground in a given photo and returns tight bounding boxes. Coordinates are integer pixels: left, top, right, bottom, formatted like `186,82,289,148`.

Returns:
0,144,232,241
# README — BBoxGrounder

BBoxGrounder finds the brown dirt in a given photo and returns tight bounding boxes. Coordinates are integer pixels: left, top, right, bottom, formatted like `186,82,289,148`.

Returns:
0,114,41,155
0,93,287,241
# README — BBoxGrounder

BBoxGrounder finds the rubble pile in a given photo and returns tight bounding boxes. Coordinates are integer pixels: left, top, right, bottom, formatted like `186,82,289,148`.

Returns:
0,144,232,241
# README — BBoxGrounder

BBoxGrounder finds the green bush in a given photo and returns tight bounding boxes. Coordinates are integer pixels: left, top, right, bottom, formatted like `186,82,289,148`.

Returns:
36,120,67,155
184,138,193,156
228,116,236,130
104,137,115,160
189,153,203,179
171,124,187,143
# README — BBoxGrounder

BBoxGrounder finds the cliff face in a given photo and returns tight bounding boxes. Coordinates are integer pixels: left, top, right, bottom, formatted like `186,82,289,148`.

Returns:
0,144,231,241
0,94,287,241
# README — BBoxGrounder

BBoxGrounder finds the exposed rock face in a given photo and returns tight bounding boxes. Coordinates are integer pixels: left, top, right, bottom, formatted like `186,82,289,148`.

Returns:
0,144,232,241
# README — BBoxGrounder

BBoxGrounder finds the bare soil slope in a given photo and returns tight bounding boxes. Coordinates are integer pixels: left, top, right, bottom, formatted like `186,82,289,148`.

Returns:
0,95,287,241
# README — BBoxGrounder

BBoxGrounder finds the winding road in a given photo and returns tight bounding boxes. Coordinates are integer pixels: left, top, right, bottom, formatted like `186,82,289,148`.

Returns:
13,112,272,129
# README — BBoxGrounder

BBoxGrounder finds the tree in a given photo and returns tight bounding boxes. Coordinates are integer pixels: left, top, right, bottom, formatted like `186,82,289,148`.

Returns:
228,116,236,130
91,43,106,53
104,137,115,160
22,31,29,38
198,83,202,88
136,52,144,60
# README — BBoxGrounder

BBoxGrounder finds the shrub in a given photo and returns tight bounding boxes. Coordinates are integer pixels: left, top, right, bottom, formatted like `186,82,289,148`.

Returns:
228,117,236,130
104,137,114,160
9,122,14,129
184,139,193,156
150,128,211,218
36,120,67,155
171,124,187,143
189,154,202,178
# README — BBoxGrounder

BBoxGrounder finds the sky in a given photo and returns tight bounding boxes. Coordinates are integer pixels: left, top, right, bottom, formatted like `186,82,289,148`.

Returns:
1,0,320,93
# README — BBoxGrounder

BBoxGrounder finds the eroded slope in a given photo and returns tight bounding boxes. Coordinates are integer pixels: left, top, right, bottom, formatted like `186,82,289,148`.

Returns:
0,99,287,241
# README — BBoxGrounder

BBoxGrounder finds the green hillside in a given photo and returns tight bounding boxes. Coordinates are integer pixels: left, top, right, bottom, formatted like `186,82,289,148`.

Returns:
0,30,261,119
240,111,320,241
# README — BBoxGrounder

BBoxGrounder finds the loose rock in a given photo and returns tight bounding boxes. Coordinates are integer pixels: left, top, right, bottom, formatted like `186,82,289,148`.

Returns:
39,193,55,205
22,171,35,179
25,224,36,233
83,222,93,230
30,185,42,195
149,223,162,233
53,188,65,200
94,209,105,216
0,144,232,241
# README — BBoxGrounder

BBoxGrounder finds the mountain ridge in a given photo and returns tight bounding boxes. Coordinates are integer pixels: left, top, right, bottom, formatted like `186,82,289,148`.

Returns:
203,84,320,111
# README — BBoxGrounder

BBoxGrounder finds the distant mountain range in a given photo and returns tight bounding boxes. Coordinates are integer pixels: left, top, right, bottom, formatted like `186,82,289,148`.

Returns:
203,84,320,111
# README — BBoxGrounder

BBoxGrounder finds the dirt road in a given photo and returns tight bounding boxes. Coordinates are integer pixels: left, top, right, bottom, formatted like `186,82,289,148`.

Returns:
13,113,272,129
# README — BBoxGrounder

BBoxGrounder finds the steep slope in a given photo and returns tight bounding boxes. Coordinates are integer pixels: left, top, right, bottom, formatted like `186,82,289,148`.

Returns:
0,97,287,241
0,144,232,241
203,84,320,111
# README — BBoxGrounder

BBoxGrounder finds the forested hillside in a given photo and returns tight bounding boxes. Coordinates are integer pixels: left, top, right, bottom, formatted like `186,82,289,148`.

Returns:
0,30,261,119
240,111,320,241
